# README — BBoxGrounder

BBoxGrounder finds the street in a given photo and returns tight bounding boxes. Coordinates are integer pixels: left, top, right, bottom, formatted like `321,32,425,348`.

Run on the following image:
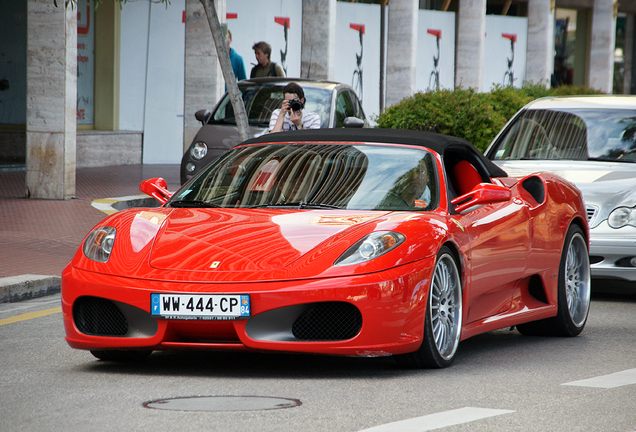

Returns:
1,292,635,432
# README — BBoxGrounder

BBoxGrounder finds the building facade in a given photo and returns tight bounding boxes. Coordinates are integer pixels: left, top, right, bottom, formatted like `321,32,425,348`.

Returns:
0,0,634,198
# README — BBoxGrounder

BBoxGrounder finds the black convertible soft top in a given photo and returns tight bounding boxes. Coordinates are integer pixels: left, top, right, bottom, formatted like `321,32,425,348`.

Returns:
240,128,508,179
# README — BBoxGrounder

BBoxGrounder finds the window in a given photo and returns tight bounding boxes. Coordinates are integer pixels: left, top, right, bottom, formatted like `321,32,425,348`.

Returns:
335,91,356,127
175,143,438,211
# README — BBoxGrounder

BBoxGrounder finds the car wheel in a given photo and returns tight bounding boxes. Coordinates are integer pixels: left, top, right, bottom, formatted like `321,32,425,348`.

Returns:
90,350,152,362
396,246,463,368
517,224,591,337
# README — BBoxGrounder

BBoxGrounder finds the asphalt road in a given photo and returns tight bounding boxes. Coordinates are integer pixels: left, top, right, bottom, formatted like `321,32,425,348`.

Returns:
1,292,635,432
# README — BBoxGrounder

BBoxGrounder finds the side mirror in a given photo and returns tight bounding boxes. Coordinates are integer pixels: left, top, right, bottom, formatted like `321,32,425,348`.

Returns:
451,183,512,213
140,177,172,205
343,117,365,128
194,109,212,125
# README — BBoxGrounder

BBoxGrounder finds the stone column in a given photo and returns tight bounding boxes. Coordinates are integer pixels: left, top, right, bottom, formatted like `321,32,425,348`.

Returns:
26,0,76,199
183,0,225,153
301,0,336,80
455,0,486,91
526,0,555,86
589,0,617,93
386,0,418,107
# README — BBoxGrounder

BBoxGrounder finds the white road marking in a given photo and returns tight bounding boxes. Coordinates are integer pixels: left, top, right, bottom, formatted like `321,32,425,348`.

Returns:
563,368,636,389
358,407,515,432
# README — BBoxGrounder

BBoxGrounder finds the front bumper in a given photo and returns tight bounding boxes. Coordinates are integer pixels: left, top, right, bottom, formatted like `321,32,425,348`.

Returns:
589,221,636,283
61,258,435,357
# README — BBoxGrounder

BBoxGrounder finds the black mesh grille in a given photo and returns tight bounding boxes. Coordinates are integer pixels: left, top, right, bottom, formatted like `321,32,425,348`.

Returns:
292,302,362,341
73,297,128,336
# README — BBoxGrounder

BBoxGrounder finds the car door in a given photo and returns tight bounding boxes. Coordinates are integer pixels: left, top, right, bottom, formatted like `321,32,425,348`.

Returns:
447,158,531,324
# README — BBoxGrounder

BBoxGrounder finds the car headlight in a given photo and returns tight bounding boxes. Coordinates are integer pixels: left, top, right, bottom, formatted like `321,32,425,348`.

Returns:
608,206,636,228
334,231,405,266
83,227,117,262
190,142,208,160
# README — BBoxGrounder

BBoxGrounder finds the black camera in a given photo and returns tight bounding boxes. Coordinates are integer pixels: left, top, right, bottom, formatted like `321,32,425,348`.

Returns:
289,99,304,111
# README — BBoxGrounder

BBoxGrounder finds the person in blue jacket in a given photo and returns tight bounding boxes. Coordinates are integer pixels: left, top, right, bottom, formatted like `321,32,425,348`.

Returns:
226,30,246,83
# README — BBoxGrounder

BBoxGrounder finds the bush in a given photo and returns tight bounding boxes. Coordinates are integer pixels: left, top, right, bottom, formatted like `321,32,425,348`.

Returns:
375,82,604,152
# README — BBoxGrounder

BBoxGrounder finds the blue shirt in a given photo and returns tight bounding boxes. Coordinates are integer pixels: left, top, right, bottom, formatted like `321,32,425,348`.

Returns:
229,48,246,82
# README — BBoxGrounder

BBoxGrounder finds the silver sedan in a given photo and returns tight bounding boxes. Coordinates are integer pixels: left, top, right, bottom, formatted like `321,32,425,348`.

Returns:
485,95,636,292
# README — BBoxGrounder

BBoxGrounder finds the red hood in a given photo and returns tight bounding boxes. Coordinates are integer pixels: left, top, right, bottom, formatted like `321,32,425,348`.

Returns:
149,208,387,272
72,207,444,283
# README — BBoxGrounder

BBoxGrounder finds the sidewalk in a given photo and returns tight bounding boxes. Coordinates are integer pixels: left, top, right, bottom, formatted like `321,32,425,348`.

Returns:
0,164,181,302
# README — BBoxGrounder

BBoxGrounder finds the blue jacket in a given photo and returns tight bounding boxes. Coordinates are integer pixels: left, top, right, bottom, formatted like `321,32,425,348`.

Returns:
229,48,247,82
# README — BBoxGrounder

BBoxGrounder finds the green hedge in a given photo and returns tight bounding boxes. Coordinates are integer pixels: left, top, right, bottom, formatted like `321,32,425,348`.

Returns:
375,82,604,152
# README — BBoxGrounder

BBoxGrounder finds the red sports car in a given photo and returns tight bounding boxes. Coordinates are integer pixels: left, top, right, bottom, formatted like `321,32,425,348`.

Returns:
62,129,591,368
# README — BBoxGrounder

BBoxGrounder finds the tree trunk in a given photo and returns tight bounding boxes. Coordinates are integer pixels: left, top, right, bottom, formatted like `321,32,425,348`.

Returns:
199,0,250,142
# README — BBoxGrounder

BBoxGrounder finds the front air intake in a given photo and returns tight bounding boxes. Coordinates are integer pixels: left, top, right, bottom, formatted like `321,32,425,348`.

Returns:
586,205,598,223
73,296,129,336
292,302,362,341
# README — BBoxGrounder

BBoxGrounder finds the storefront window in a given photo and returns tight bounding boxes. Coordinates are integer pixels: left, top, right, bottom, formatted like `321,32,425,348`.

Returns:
77,0,95,125
614,13,627,94
553,9,577,87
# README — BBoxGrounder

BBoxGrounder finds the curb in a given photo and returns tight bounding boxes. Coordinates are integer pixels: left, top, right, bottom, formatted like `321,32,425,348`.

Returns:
91,194,160,215
0,275,61,303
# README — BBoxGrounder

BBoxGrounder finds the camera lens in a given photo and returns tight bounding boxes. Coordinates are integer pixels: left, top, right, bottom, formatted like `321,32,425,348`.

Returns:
290,99,303,111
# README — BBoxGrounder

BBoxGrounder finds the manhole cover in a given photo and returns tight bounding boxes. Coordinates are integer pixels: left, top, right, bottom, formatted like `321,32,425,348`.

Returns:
143,396,302,412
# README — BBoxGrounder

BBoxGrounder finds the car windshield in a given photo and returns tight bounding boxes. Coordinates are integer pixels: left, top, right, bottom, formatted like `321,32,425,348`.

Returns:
491,108,636,162
211,84,332,129
170,143,438,211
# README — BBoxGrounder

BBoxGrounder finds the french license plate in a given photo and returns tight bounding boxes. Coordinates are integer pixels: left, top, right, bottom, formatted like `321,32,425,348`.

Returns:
151,293,250,320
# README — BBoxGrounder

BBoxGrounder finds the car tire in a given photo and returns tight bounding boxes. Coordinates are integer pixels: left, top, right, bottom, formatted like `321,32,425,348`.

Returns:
396,246,463,368
90,350,153,362
517,224,591,337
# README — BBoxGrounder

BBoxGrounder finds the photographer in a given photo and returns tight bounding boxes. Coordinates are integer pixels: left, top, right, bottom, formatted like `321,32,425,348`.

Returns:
269,83,321,133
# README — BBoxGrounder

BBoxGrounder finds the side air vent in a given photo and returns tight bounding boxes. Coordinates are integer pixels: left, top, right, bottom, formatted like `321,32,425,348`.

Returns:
527,275,548,304
73,296,128,336
521,176,545,204
292,302,362,341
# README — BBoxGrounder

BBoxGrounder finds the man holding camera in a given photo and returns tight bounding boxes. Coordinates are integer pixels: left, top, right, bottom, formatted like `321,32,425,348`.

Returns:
269,83,321,133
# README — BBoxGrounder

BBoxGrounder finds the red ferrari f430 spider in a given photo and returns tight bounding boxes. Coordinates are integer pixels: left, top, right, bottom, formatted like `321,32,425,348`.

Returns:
62,129,591,368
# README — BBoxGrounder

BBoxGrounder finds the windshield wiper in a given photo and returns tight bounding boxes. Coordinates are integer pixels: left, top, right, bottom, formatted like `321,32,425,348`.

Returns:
588,157,636,163
210,118,237,125
168,200,220,208
248,119,270,127
249,201,342,209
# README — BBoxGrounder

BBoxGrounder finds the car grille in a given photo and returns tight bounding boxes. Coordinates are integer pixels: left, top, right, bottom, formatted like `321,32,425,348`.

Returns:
586,205,598,224
73,296,129,336
291,302,362,341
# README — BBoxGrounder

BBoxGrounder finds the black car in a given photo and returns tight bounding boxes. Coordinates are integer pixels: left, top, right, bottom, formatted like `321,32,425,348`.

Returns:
180,78,369,184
